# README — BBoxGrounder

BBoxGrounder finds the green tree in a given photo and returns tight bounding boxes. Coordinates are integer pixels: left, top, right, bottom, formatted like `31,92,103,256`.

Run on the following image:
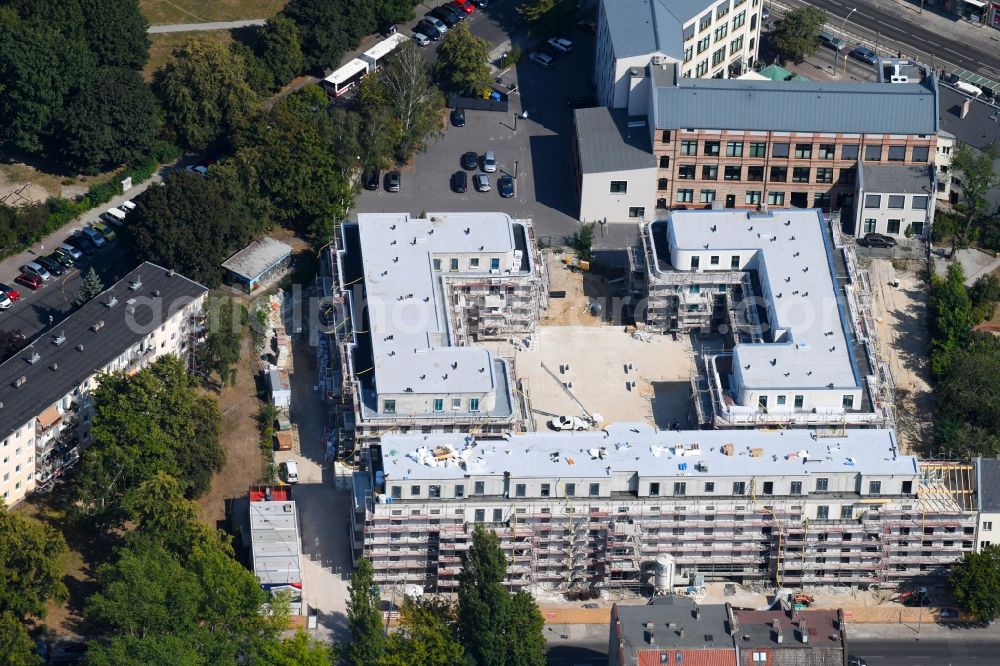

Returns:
79,0,150,70
256,631,337,666
969,273,1000,322
328,106,366,187
256,14,305,91
771,6,827,63
935,333,1000,457
283,0,376,72
381,41,444,161
73,267,106,306
123,171,256,287
517,0,576,35
435,23,491,96
198,296,245,387
124,472,210,557
928,262,974,377
346,558,385,666
352,75,401,172
571,222,596,262
458,525,546,666
155,36,258,150
0,329,27,363
383,597,465,666
73,355,224,525
951,142,1000,238
950,544,1000,622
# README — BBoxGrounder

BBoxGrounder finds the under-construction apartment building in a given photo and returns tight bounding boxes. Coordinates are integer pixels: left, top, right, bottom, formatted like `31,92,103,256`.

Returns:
351,423,977,593
629,208,895,430
316,212,547,453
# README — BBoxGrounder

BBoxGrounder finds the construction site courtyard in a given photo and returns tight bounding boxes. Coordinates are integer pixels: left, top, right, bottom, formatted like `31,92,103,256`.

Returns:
506,326,695,431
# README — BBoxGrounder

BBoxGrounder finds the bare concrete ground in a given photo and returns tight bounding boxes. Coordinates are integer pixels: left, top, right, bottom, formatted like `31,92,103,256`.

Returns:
867,257,933,453
510,326,694,430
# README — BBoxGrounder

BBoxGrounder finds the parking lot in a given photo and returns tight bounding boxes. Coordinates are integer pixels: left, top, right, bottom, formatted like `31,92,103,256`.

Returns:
355,21,598,243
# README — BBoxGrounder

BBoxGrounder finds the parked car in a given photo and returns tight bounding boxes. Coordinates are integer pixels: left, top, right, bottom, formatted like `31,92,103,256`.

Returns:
421,15,448,35
119,199,137,213
849,45,878,65
186,164,209,176
549,415,588,431
452,0,475,14
15,273,43,290
461,151,479,170
473,173,490,192
429,6,460,27
99,207,127,226
80,227,107,248
36,256,65,277
0,291,11,310
52,249,76,267
857,232,897,248
412,31,430,46
529,51,554,69
470,0,488,7
92,222,117,242
0,284,21,303
847,657,867,666
498,175,514,198
482,150,497,173
451,107,466,127
546,37,574,53
416,20,442,40
818,32,846,51
451,170,468,193
362,168,380,191
59,243,84,260
279,460,299,484
385,170,401,192
21,261,52,282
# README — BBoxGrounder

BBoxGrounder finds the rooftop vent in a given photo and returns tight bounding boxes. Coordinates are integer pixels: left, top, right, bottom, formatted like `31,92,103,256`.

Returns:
50,363,58,371
129,276,142,291
52,331,66,346
76,344,84,352
168,269,175,277
14,376,27,387
152,289,160,297
27,352,40,365
106,296,118,308
92,320,105,332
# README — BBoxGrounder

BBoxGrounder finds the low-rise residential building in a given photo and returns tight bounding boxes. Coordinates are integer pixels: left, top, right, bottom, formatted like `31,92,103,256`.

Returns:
318,213,547,452
0,262,207,505
596,0,764,108
975,457,1000,552
938,83,1000,212
855,164,937,239
247,485,303,615
351,424,976,592
221,237,293,294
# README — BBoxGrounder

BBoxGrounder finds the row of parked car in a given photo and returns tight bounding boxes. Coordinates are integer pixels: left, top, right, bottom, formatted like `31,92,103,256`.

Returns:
528,37,574,70
451,150,514,197
412,0,485,45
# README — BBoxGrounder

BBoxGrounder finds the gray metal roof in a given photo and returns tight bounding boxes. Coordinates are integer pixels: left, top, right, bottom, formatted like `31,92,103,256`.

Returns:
221,237,292,281
614,598,735,652
859,164,934,194
656,77,939,134
575,107,655,174
938,85,1000,152
249,499,302,586
978,458,1000,513
0,262,207,440
602,0,715,59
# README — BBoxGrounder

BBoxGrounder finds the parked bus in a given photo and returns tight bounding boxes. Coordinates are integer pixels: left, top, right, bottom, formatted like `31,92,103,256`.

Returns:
322,58,369,97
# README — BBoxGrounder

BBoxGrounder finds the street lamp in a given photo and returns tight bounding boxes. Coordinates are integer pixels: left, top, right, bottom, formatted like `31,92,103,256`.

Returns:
833,8,857,78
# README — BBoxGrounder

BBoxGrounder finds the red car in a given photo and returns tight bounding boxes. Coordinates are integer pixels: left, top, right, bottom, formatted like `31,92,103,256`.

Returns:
452,0,475,13
15,273,42,290
0,283,20,302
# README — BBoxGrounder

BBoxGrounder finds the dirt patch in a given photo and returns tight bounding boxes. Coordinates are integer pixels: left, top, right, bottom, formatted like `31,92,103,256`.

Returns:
542,252,616,326
867,257,933,453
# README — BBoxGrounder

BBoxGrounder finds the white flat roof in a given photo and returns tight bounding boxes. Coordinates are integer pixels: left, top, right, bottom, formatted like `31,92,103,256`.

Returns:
379,422,913,481
325,57,369,85
356,212,520,395
666,209,859,390
249,500,301,586
362,33,409,63
221,237,292,280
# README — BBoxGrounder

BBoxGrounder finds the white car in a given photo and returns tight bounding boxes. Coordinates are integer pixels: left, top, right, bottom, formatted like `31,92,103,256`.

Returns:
422,15,447,34
483,150,497,173
119,200,137,213
59,243,83,260
473,173,490,192
0,292,11,310
547,37,574,53
22,261,51,282
549,415,588,431
412,31,430,46
529,51,554,70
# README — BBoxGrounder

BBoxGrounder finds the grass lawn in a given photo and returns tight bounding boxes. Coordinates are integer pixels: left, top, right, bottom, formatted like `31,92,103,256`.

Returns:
140,0,286,25
144,30,235,81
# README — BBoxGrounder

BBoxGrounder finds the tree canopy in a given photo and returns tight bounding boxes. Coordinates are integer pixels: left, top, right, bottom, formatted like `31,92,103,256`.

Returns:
518,0,576,35
282,0,375,72
254,14,306,92
380,41,444,161
928,262,974,377
950,544,1000,622
435,23,492,96
951,142,1000,236
73,268,106,307
935,332,1000,457
771,6,827,63
198,297,246,388
346,558,385,665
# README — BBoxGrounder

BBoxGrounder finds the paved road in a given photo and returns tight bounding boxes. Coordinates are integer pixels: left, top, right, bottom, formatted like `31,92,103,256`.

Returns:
851,637,999,665
775,0,1000,81
148,19,266,34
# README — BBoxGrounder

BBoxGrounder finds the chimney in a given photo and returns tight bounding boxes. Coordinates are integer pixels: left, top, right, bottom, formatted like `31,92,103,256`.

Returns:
678,627,685,638
644,621,656,645
799,620,809,644
695,608,701,620
961,98,972,119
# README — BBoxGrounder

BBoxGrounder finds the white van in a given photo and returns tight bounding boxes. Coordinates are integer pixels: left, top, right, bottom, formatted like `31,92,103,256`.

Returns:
119,200,137,213
280,460,299,484
100,207,127,226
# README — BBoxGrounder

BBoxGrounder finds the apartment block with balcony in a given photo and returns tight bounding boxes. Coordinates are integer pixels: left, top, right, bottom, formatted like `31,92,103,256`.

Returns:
319,213,547,453
595,0,763,109
350,424,976,593
0,262,207,505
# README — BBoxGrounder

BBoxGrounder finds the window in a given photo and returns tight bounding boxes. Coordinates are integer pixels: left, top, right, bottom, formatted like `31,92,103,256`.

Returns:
469,257,479,269
490,257,500,270
690,256,700,269
841,143,860,160
816,506,830,520
677,189,694,203
794,143,812,159
730,255,740,269
696,59,710,77
724,166,741,181
865,144,882,161
515,483,526,497
469,398,480,412
540,483,550,497
712,46,727,66
704,141,720,156
474,509,485,523
887,195,905,209
681,140,698,155
659,155,670,168
767,191,785,205
705,482,715,492
888,145,906,161
661,130,672,143
816,477,829,491
455,484,464,498
887,219,901,234
710,255,720,265
391,485,402,499
697,35,711,54
474,481,485,495
726,141,744,157
818,143,836,159
383,399,396,414
433,258,442,271
730,35,744,54
411,485,421,496
762,481,773,495
772,142,789,158
746,165,764,182
628,207,646,219
733,10,746,28
699,13,712,31
814,193,831,210
792,167,810,183
776,395,787,406
678,165,696,180
701,165,718,180
911,221,924,235
912,145,930,162
674,482,687,496
451,397,462,410
589,483,600,497
864,194,881,208
700,189,716,204
716,3,730,19
658,177,670,190
912,195,928,210
842,394,854,408
869,481,882,495
450,258,459,271
733,481,746,495
902,480,913,494
684,45,693,63
839,168,856,185
816,168,834,183
745,191,761,205
429,485,441,498
610,180,627,193
650,482,661,496
431,398,444,413
770,166,787,182
864,219,877,233
791,481,802,494
985,521,994,530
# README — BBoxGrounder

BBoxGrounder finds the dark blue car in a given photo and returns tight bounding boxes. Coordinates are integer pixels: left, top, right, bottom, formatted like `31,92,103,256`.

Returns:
849,46,878,65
